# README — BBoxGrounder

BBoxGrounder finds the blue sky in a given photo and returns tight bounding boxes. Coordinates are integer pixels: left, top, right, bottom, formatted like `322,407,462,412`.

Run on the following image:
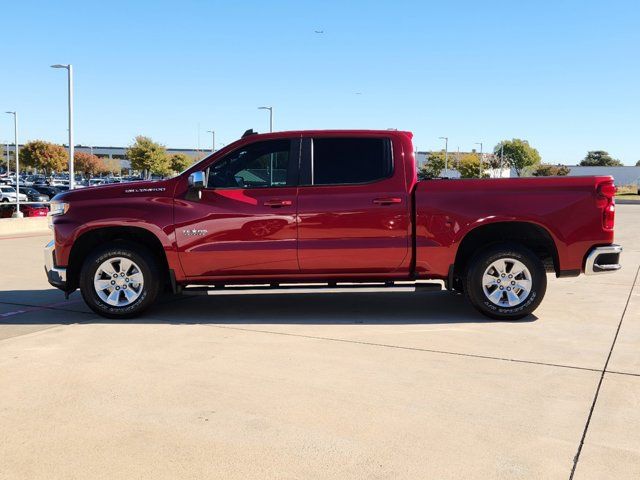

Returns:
1,0,638,164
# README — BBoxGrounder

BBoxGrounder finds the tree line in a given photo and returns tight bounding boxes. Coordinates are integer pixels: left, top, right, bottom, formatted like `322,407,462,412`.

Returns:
419,139,631,179
7,137,196,178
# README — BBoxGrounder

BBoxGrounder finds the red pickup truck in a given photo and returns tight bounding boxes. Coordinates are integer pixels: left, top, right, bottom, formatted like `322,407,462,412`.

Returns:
45,130,622,320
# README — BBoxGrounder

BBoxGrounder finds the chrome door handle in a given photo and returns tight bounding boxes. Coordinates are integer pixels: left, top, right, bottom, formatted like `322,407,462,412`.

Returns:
372,197,402,205
264,199,293,208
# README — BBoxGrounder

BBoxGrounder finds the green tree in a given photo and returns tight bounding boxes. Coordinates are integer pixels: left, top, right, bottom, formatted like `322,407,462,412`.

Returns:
170,153,194,173
579,151,623,167
532,164,570,176
126,136,170,178
457,153,485,178
636,160,640,166
20,140,68,174
100,158,122,175
418,150,446,179
74,152,105,178
494,139,541,176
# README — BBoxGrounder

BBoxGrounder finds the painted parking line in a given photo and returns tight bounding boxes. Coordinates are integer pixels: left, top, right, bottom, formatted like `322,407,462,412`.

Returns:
0,299,84,319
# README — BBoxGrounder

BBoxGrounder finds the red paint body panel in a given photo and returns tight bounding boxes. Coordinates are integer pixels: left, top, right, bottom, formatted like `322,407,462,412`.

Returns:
414,176,615,278
50,130,616,288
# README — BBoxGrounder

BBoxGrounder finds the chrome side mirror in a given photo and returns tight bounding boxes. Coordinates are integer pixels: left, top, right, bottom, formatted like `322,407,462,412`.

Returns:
188,171,206,189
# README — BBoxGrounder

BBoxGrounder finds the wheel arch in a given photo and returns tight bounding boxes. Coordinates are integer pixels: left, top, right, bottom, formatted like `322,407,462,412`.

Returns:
67,226,170,291
453,221,559,284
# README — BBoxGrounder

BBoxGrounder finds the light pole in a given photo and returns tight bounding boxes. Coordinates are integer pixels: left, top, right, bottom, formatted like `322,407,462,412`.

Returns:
51,64,74,189
438,136,448,177
5,111,21,217
475,142,483,177
206,130,215,153
258,106,273,132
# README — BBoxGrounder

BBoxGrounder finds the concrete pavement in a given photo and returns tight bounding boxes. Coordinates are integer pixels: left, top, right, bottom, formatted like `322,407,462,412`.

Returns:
0,205,638,479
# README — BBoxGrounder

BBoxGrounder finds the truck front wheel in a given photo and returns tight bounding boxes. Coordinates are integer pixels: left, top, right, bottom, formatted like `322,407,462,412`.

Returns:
79,242,161,319
464,243,547,320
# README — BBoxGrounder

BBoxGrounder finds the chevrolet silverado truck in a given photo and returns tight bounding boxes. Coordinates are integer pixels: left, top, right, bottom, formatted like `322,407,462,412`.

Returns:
45,130,622,320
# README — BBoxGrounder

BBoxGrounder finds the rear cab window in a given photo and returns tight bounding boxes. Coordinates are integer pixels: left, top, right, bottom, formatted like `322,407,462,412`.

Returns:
306,137,393,186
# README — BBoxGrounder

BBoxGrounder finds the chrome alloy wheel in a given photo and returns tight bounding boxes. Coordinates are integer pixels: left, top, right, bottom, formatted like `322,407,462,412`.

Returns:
93,257,144,307
482,258,532,307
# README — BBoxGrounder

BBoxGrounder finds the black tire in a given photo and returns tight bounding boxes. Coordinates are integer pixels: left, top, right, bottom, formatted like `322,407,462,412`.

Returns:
80,241,161,319
464,242,547,320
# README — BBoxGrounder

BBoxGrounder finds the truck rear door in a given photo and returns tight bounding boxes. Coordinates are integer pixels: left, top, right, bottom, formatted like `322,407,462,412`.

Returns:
296,135,411,274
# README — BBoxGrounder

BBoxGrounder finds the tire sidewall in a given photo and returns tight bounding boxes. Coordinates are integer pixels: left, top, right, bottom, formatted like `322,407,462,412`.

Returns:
80,243,159,318
466,244,547,320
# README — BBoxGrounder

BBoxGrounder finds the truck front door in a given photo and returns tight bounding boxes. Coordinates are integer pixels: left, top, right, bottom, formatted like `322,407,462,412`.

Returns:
175,138,300,277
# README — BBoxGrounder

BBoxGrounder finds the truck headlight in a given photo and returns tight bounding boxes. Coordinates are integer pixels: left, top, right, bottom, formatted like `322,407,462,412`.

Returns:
49,201,69,217
49,202,70,228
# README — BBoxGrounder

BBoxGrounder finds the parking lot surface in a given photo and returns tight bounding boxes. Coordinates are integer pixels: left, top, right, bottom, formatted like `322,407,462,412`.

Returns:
0,205,638,479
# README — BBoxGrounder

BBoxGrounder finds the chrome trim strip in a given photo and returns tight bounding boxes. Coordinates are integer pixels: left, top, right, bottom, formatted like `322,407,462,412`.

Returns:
44,239,67,284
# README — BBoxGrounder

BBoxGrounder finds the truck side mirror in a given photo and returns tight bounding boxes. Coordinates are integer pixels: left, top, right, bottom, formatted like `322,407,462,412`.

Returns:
188,171,206,190
187,171,206,201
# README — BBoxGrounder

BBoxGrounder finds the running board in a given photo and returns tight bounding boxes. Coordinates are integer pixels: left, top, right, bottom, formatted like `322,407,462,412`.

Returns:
182,281,442,296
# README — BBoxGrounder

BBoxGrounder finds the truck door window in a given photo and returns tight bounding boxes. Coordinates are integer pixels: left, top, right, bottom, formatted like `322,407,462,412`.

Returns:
311,137,392,185
207,140,292,189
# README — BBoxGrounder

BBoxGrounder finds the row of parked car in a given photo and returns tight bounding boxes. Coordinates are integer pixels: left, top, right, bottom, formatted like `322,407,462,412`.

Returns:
0,173,148,217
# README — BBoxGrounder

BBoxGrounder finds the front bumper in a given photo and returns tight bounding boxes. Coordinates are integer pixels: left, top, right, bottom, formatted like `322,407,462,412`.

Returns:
44,239,67,289
585,244,622,275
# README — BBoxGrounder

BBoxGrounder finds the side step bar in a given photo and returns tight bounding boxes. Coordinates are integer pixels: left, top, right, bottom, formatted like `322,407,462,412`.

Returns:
182,281,443,296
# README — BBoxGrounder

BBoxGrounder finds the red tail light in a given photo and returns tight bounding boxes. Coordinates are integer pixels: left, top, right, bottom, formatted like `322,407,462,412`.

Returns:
603,203,615,230
598,183,616,198
597,181,616,230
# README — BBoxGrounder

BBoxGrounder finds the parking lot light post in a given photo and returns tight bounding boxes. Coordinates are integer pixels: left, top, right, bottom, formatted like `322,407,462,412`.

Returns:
475,142,483,177
258,106,273,133
5,111,22,217
206,130,215,153
438,136,448,177
51,64,74,189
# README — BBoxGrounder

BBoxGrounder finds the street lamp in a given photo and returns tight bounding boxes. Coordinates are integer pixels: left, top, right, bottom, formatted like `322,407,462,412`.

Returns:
51,64,74,189
206,130,215,153
258,106,273,132
5,111,21,217
438,136,448,177
475,142,483,177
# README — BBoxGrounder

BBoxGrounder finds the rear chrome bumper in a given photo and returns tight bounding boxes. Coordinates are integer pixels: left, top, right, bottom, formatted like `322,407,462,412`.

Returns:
44,239,67,289
585,244,622,275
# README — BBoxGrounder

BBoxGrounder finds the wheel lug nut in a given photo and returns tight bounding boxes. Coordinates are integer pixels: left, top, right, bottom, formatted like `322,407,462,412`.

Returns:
111,280,115,285
507,287,511,291
499,286,504,290
115,286,120,290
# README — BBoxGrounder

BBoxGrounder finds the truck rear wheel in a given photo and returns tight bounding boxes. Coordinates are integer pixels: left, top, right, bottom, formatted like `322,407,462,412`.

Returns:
464,243,546,320
79,241,161,319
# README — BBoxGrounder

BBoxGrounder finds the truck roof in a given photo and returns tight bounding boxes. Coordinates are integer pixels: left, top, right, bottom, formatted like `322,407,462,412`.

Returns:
239,129,413,140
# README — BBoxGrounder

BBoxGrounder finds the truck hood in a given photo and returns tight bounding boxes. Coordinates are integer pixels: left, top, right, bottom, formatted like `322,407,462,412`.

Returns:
52,179,176,203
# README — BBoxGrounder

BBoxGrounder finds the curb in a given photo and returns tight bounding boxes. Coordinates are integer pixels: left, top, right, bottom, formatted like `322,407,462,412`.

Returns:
0,217,49,237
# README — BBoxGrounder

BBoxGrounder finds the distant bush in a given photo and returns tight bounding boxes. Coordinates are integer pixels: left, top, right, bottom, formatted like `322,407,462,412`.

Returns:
531,164,570,176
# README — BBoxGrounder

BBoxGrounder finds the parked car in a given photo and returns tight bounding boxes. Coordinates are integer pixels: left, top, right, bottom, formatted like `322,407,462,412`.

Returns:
45,129,622,320
0,186,28,202
20,187,50,202
0,203,48,218
33,185,61,198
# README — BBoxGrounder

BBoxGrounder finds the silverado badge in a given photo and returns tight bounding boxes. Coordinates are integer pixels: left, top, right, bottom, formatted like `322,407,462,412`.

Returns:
182,229,208,236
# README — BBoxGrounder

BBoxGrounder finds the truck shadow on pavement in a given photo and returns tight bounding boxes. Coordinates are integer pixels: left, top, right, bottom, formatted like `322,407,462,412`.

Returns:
0,289,537,325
